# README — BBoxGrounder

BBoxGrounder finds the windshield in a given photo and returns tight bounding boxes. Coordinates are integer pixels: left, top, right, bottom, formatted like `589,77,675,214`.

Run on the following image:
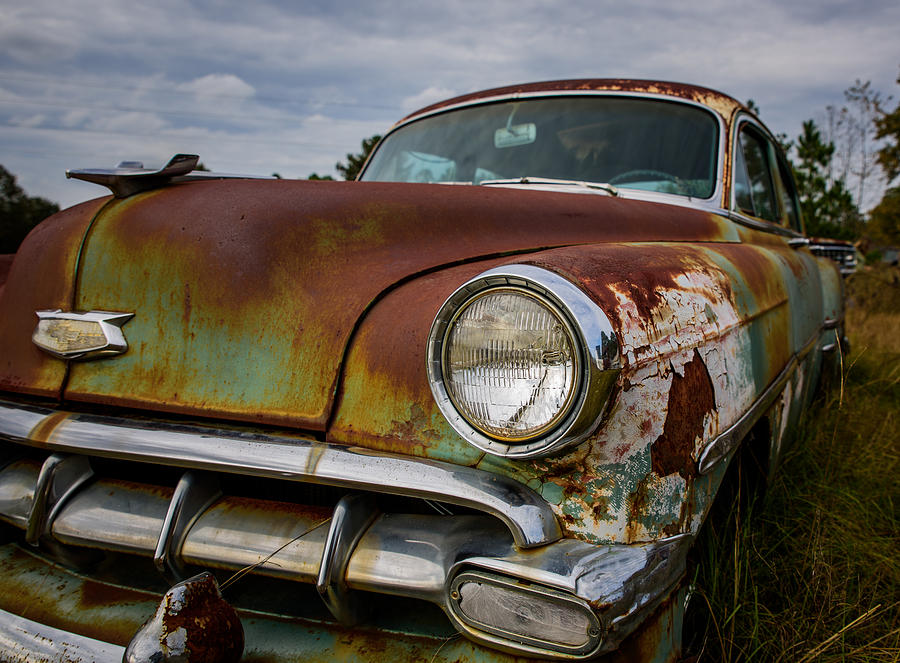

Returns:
361,96,719,198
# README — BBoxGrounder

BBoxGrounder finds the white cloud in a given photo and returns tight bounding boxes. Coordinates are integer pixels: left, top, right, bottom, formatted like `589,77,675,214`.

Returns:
0,0,898,209
10,113,46,129
94,111,168,134
61,109,90,128
177,74,256,101
401,86,457,112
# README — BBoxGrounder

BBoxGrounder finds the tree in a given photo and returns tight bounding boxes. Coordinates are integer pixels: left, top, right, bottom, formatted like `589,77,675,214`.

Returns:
867,187,900,245
838,80,883,209
0,166,59,253
335,135,381,181
793,120,861,239
875,72,900,184
307,173,334,181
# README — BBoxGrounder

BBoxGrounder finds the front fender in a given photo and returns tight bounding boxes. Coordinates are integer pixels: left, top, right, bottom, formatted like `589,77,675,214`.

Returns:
331,238,817,544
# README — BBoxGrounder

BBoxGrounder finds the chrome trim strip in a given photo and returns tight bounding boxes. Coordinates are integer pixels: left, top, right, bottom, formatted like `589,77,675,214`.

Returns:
426,264,621,459
697,326,823,475
52,479,171,554
0,606,124,662
697,354,797,474
0,401,560,548
182,499,330,580
722,210,800,238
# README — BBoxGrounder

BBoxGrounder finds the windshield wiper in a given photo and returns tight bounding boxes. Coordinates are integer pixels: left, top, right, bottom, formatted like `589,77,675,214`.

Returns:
478,177,618,197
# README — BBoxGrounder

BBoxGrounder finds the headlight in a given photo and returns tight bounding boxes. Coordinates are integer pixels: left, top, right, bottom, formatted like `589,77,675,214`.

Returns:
427,265,620,458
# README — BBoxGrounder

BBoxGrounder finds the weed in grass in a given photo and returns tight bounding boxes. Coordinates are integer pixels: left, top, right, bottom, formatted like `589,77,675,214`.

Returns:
684,265,900,662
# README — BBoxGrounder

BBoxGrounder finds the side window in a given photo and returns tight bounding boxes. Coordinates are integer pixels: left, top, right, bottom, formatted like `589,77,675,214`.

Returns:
736,128,778,222
733,140,754,213
773,156,803,233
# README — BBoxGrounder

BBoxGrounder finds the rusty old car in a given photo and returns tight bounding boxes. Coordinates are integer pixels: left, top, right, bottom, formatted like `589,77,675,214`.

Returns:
0,80,845,661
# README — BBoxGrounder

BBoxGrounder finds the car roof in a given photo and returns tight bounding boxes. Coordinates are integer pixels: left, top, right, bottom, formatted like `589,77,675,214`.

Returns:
401,79,745,124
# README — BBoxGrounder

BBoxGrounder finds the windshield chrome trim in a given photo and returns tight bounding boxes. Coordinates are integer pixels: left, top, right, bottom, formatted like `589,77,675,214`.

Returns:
0,400,560,548
364,90,727,207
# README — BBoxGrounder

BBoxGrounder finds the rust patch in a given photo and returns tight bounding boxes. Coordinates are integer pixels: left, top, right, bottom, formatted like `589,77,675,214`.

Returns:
651,349,716,479
79,579,145,610
609,589,682,663
403,78,742,124
526,241,734,350
591,495,610,520
183,282,192,326
625,474,652,542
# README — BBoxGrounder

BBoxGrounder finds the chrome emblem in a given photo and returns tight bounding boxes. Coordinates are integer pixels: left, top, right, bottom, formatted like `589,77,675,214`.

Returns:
32,310,134,360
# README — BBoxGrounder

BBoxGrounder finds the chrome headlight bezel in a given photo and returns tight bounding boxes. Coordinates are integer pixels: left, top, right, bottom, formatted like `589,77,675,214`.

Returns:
427,265,620,458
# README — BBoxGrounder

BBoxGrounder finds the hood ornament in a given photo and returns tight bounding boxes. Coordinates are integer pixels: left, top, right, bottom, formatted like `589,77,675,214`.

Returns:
32,310,134,360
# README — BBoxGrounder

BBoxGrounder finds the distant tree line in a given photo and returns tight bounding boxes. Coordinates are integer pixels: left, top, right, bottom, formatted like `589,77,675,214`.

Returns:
308,134,382,181
0,166,59,254
775,72,900,246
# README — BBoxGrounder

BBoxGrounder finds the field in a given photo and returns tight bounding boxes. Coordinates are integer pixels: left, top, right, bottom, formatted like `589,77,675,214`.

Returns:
685,264,900,662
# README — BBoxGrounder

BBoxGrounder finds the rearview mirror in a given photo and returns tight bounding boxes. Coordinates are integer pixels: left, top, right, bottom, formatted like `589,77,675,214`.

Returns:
494,123,536,148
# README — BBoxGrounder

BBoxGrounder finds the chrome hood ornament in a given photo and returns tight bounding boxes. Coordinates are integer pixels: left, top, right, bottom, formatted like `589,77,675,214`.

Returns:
32,310,134,360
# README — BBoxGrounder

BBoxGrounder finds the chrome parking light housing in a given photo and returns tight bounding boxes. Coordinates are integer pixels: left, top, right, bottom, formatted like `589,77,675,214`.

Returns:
447,570,603,658
427,265,620,458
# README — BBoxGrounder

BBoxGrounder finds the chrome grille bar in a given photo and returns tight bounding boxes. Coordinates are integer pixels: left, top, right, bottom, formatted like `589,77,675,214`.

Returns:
0,400,560,549
0,457,504,593
0,447,692,658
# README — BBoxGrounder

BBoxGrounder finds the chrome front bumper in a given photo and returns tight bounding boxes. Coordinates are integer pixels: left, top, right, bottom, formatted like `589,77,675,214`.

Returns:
0,607,125,663
0,399,690,660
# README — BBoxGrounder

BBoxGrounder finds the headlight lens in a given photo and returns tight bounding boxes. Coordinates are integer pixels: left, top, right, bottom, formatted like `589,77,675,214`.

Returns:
427,265,621,458
444,288,578,440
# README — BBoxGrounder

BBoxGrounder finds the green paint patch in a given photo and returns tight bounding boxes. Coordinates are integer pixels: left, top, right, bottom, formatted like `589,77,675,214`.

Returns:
539,481,564,504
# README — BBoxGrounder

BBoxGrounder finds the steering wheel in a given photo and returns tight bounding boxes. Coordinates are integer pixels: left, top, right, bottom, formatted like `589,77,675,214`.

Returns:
609,169,682,186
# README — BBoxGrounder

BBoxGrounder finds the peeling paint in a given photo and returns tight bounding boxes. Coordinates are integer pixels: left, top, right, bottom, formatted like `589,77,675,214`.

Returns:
651,350,716,479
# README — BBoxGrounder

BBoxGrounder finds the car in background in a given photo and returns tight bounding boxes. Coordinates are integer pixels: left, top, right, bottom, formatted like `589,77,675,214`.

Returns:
809,237,859,276
0,79,845,661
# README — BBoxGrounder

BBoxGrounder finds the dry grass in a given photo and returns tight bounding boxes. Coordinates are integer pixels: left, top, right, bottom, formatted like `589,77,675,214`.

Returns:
685,265,900,662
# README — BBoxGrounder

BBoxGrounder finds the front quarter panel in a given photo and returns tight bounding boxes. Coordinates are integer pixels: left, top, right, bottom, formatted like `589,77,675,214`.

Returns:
332,232,811,544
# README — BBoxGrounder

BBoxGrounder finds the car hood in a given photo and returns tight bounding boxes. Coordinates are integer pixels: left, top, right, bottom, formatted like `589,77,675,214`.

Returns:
2,179,738,430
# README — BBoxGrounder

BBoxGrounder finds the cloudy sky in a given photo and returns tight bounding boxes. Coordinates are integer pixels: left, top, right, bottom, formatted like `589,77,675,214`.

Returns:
2,0,899,209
